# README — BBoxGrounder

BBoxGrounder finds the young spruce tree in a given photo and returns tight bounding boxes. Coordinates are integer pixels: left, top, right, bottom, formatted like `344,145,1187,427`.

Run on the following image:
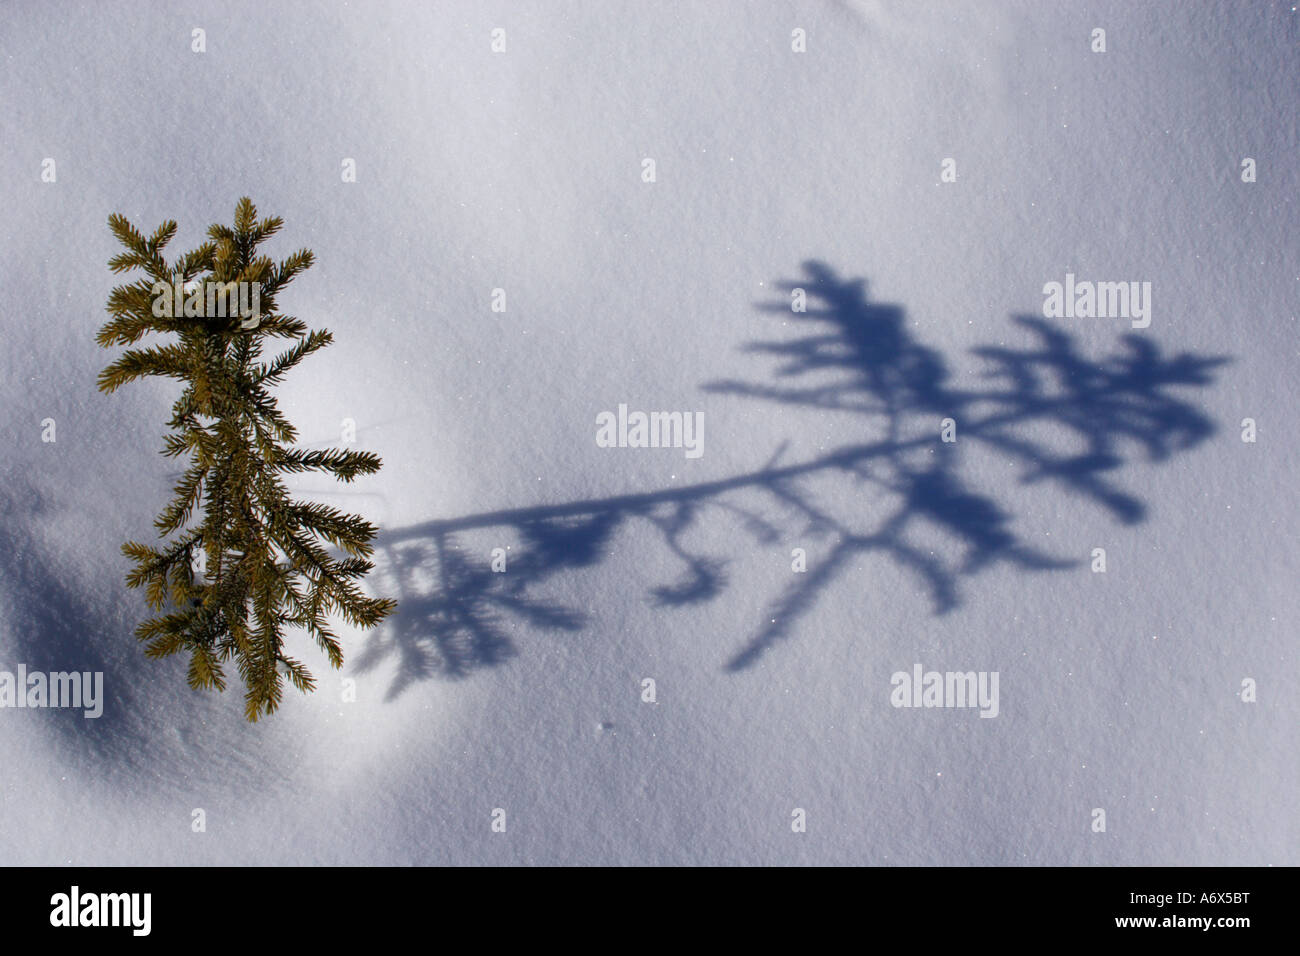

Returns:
97,197,395,721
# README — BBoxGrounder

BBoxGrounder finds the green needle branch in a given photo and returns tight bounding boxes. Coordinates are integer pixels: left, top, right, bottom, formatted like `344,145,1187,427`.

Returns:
98,197,395,721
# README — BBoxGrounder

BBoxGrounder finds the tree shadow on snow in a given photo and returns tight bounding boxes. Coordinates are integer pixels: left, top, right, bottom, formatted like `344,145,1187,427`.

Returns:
0,479,149,761
0,477,269,773
359,260,1229,697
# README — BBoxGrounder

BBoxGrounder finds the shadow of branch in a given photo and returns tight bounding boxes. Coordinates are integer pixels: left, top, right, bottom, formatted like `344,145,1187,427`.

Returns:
359,260,1229,694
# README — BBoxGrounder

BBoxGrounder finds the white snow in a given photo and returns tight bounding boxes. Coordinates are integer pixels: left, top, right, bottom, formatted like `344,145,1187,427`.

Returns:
0,0,1295,864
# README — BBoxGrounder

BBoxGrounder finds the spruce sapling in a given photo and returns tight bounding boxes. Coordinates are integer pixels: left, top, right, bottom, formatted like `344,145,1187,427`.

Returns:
97,197,395,721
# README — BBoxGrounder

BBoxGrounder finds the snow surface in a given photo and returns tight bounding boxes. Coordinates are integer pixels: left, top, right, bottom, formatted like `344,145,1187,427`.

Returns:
0,0,1296,865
